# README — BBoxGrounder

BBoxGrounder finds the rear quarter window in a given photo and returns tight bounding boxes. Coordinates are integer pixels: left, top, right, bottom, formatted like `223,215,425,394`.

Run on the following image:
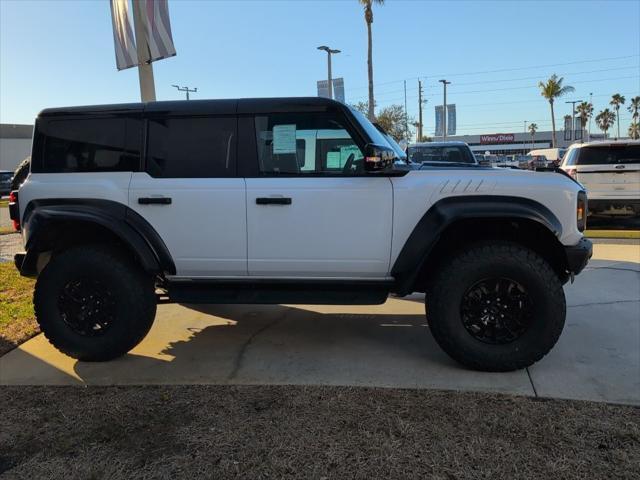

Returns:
33,117,142,173
576,145,640,165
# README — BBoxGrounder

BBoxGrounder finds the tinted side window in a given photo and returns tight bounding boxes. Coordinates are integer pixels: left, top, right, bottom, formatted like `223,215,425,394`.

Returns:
146,117,236,178
36,117,141,173
577,145,640,165
254,112,364,175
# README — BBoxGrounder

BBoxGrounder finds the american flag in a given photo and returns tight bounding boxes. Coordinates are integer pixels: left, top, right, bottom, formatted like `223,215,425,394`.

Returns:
110,0,176,71
138,0,177,63
110,0,137,70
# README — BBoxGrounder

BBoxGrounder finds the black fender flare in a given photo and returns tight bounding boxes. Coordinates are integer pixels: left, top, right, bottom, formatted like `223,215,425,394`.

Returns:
19,198,176,276
391,195,563,294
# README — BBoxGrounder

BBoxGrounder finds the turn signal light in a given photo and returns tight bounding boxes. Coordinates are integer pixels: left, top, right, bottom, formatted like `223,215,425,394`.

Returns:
577,191,587,232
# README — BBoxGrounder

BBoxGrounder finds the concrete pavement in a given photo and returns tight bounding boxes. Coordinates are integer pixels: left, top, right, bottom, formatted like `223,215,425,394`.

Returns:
1,242,638,405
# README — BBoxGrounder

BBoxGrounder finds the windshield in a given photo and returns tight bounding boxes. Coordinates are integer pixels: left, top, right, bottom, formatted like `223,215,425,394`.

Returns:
348,107,394,149
408,145,476,164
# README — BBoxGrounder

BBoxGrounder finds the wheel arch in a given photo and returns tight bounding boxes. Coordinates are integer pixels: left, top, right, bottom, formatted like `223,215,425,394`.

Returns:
18,199,176,277
391,195,569,295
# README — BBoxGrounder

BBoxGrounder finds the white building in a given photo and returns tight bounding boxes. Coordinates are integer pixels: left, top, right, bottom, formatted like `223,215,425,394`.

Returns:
0,124,33,171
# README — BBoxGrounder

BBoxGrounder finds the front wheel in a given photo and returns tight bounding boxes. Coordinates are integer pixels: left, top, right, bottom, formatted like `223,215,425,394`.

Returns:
427,241,566,371
34,245,157,361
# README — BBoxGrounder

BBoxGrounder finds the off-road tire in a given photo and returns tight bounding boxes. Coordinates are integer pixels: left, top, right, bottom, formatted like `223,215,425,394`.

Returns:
34,245,157,361
427,241,566,372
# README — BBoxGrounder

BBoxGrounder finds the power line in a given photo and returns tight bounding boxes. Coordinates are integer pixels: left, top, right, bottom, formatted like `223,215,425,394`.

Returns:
349,66,639,102
353,76,638,104
347,54,640,92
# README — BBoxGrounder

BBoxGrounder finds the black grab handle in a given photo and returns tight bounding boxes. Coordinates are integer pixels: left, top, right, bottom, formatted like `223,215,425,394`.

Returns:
256,197,292,205
138,197,172,205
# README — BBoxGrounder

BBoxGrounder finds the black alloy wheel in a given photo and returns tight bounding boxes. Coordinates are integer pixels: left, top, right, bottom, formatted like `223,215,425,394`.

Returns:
460,277,533,345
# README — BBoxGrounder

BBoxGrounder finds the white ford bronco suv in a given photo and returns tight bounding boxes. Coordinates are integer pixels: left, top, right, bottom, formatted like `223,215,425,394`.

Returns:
9,98,592,371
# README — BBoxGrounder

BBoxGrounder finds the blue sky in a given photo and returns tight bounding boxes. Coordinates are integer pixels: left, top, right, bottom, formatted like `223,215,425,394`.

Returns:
1,0,639,135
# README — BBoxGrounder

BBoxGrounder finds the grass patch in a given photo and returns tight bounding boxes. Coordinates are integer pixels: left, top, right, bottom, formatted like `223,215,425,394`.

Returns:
0,385,638,479
0,225,15,235
0,262,37,355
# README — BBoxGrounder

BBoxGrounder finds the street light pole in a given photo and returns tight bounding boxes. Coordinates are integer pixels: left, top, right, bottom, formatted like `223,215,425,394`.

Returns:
317,46,340,99
439,79,451,141
172,85,198,100
524,120,527,155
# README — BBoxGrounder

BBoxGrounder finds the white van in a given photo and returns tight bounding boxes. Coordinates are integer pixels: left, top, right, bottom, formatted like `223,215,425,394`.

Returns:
528,148,567,164
561,140,640,216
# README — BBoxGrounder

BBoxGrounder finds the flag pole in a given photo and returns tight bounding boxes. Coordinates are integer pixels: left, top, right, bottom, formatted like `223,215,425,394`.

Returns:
132,0,156,102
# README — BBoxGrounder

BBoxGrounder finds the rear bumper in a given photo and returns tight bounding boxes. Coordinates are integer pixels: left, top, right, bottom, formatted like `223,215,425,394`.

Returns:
564,238,593,276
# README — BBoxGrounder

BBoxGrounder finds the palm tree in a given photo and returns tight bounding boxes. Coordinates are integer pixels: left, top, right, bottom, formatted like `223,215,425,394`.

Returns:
628,96,640,121
359,0,384,121
595,109,616,138
610,94,626,139
575,101,593,141
629,121,640,140
538,74,575,147
528,123,538,150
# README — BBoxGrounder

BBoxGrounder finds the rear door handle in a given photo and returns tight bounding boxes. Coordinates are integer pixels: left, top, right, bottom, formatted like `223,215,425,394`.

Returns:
256,197,292,205
138,197,172,205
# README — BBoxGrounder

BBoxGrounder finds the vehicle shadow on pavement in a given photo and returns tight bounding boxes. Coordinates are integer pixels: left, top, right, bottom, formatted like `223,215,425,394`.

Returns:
66,302,532,393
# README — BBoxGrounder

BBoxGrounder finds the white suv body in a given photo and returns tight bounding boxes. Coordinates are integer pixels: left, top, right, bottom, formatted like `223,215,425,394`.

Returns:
10,98,592,371
561,140,640,216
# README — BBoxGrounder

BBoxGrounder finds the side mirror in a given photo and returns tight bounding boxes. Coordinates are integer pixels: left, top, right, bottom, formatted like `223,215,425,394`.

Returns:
364,144,395,172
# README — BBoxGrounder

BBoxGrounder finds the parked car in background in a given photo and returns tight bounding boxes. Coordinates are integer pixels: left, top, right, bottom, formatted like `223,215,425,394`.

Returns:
0,170,13,196
407,141,477,166
561,140,640,216
528,155,549,170
529,148,566,166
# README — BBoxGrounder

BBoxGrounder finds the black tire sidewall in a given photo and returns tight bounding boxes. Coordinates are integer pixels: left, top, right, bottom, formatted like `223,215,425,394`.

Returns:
35,246,156,361
429,243,566,371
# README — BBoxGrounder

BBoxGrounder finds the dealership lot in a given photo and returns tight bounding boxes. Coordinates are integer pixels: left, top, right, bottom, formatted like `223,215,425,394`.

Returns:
1,241,638,405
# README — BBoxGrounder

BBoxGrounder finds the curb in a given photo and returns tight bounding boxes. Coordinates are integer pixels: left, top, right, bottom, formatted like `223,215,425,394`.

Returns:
586,230,640,239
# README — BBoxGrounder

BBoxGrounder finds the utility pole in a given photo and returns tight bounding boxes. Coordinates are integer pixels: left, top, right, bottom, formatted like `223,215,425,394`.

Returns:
404,80,409,140
588,92,593,142
417,79,424,142
317,46,340,99
524,120,527,155
172,85,198,100
565,99,583,142
439,79,451,142
132,0,156,102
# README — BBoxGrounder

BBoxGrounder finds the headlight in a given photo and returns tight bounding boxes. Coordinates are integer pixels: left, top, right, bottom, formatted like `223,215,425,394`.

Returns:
577,191,587,232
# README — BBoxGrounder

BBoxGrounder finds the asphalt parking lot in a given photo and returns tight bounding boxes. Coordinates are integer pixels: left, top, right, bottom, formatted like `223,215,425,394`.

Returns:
1,241,638,405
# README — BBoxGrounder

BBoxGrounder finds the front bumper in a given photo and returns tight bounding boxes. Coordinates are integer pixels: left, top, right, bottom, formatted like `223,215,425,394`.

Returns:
564,237,593,276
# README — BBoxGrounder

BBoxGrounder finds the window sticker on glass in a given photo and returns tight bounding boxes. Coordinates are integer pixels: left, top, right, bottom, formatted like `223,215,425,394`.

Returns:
273,124,297,154
326,152,342,169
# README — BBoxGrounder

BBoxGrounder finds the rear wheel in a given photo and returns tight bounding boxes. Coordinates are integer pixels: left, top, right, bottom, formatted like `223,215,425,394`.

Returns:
427,241,566,371
34,245,157,361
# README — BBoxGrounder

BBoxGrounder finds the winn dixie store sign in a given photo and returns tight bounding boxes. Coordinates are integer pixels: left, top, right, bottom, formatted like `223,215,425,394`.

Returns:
480,134,515,144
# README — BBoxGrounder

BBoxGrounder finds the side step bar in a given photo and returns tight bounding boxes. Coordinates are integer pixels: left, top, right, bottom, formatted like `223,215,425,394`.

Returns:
165,279,394,305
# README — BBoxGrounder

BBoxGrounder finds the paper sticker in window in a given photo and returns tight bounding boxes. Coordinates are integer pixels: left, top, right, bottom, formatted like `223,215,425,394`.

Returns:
273,124,297,154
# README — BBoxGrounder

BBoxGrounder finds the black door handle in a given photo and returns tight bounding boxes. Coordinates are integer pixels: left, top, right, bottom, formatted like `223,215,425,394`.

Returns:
256,197,292,205
138,197,172,205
